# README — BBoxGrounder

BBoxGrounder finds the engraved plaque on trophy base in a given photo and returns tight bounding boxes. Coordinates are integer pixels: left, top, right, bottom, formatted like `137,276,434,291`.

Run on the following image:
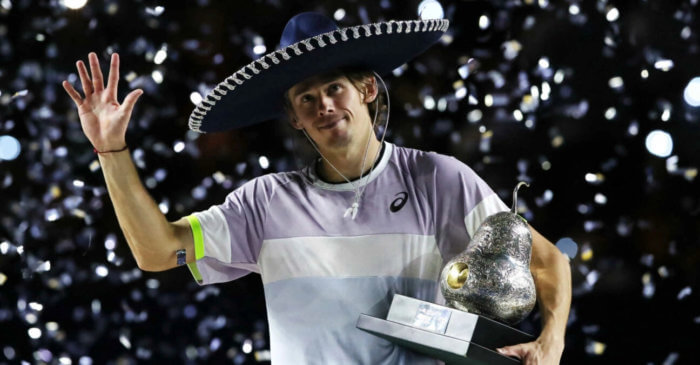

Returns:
356,295,534,365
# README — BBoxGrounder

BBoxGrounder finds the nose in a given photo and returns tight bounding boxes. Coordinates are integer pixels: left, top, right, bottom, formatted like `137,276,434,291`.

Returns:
317,94,334,116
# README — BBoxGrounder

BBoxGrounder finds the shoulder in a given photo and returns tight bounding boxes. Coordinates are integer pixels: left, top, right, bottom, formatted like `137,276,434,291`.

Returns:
392,144,475,177
227,170,305,201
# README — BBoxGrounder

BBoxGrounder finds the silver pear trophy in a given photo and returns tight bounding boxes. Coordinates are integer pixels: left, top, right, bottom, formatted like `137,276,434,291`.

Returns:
439,182,536,325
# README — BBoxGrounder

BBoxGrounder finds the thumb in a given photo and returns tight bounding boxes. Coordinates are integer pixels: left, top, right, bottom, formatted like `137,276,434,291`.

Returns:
497,344,524,358
121,89,143,112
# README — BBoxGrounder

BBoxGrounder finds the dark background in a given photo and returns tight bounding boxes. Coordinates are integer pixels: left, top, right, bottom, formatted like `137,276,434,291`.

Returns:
1,0,699,363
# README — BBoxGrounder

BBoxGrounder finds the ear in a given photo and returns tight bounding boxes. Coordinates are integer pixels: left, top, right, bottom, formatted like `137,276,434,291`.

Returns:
363,76,378,104
288,115,304,130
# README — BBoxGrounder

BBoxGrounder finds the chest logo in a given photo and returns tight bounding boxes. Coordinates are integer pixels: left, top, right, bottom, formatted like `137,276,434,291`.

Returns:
390,192,408,212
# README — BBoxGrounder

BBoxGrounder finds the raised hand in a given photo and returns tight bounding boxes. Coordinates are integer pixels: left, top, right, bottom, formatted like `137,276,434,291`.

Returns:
62,52,143,152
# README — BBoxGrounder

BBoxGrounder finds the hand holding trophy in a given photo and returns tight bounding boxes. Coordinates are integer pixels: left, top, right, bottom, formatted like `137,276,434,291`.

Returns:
358,182,537,364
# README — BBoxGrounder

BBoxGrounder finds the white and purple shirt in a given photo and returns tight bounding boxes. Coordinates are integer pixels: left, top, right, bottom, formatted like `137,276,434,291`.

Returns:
185,142,507,364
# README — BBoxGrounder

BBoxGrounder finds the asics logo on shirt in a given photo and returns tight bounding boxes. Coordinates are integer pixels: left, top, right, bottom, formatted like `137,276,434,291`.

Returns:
390,192,408,212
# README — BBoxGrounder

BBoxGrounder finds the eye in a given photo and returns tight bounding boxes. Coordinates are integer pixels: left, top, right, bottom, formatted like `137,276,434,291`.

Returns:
300,94,313,103
328,83,342,93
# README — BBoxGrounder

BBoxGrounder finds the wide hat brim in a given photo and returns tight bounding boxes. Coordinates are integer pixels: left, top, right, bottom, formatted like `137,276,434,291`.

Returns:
189,18,449,133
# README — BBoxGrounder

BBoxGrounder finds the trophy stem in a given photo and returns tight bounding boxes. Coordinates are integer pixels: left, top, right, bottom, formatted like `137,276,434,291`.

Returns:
511,182,530,214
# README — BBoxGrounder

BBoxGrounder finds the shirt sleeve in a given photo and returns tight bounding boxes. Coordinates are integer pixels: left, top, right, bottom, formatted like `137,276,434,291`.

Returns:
426,154,508,260
185,177,272,285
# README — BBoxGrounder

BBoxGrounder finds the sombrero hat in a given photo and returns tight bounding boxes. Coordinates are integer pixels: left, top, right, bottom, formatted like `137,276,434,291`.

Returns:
188,12,449,133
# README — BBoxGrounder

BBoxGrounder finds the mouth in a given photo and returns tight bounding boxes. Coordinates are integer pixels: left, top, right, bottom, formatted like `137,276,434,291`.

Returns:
318,117,345,130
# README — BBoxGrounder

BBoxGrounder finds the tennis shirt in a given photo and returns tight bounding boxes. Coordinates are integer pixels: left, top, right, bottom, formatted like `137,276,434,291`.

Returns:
185,142,508,364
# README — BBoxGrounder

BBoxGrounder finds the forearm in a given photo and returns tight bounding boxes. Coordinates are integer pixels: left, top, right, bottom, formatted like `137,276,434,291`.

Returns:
98,149,182,271
532,253,571,345
529,226,572,348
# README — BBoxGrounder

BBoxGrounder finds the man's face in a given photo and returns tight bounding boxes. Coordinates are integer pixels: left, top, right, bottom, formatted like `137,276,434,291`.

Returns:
287,72,377,151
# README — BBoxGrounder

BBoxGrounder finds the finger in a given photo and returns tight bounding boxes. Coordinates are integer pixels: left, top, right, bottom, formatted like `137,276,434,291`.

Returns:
76,60,93,96
62,81,83,106
88,52,105,93
121,89,143,113
105,53,119,101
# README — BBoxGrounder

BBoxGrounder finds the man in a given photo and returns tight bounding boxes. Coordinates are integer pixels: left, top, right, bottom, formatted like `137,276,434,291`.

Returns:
63,12,570,364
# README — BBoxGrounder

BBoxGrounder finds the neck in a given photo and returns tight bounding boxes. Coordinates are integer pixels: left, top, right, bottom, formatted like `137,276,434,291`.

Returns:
317,137,382,183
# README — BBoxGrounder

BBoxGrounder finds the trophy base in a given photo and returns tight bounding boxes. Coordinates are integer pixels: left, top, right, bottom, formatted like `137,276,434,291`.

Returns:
356,295,534,365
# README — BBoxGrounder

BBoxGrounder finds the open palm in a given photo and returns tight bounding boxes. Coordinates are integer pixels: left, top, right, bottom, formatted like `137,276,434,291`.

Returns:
62,52,143,152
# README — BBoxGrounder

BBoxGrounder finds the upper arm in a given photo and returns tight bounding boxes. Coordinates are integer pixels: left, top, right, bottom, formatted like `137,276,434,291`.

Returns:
529,224,568,275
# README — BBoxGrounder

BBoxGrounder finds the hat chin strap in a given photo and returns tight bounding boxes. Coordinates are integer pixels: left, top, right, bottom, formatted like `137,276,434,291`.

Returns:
302,71,390,220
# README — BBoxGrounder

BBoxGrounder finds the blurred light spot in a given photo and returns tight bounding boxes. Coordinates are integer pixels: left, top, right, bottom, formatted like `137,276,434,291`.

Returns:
627,121,639,136
654,59,674,71
569,4,580,15
683,77,700,107
418,0,444,20
608,76,623,89
555,237,578,259
423,96,435,110
62,0,88,10
73,180,84,188
455,87,467,99
158,201,169,214
678,286,691,300
190,92,203,105
29,302,43,311
0,273,6,286
253,45,267,55
594,193,607,205
645,130,673,158
581,245,593,261
585,340,606,355
458,64,469,79
502,40,522,60
242,339,253,354
606,7,619,22
467,110,482,123
146,279,159,289
478,15,490,30
259,156,270,169
554,69,565,84
541,160,551,170
46,322,59,331
1,0,12,10
3,346,15,360
0,241,9,254
59,356,72,365
484,94,493,107
661,108,670,122
0,135,21,160
513,110,524,121
333,8,346,21
151,70,163,84
641,69,649,79
657,266,669,278
538,57,550,69
185,346,197,359
146,6,164,16
45,208,61,222
154,48,167,65
604,107,616,120
95,265,108,277
681,26,691,40
119,334,131,349
28,328,42,339
173,141,185,153
255,350,272,361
